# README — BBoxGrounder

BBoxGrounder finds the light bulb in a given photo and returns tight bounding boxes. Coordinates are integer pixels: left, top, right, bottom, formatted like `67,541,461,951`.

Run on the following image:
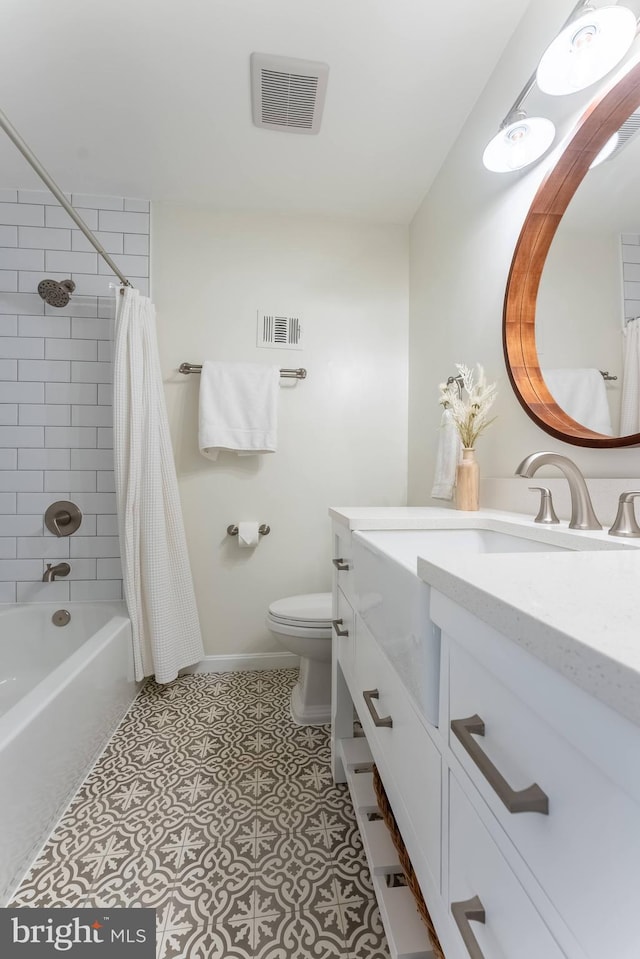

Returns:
483,116,556,173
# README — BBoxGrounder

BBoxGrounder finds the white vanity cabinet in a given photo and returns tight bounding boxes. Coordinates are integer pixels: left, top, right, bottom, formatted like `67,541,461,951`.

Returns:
330,512,640,959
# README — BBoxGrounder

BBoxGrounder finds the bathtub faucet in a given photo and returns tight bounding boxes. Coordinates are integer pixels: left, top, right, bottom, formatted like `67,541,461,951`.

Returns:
43,562,71,582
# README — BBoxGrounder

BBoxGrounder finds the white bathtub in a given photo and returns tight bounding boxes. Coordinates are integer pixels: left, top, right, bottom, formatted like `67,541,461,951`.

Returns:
0,602,138,904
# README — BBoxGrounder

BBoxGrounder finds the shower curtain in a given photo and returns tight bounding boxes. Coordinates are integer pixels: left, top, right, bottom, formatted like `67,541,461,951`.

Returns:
113,287,204,683
620,318,640,435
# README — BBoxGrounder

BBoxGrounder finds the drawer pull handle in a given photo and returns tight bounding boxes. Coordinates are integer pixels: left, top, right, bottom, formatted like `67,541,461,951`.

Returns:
332,618,349,637
451,714,549,815
332,557,350,571
451,896,486,959
363,689,393,728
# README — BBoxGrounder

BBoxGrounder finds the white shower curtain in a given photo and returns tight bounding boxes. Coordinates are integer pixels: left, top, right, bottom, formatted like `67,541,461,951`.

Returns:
113,287,204,683
620,318,640,435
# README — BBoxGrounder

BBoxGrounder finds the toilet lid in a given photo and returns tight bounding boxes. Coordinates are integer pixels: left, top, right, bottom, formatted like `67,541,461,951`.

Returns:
268,592,332,626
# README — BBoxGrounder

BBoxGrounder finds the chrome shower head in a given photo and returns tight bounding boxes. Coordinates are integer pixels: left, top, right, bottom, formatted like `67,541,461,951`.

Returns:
37,278,76,308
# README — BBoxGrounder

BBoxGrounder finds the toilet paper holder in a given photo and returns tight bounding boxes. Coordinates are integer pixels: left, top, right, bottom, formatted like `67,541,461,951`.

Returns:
227,524,271,537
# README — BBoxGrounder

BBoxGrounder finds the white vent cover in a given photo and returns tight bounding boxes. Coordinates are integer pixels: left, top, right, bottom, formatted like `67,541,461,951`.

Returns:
606,109,640,162
257,311,303,350
250,53,329,135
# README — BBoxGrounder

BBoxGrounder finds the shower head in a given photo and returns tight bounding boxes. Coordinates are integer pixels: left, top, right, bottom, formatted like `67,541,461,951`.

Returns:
37,278,76,308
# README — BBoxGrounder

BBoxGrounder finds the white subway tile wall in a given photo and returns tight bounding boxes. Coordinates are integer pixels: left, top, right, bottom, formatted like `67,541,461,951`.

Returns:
622,234,640,320
0,190,150,602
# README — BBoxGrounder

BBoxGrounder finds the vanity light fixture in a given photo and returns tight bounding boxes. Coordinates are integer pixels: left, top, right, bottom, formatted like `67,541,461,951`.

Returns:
536,4,638,96
483,2,638,173
482,111,556,172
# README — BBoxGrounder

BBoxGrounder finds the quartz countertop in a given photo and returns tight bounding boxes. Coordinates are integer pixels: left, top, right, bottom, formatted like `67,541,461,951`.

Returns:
330,506,640,727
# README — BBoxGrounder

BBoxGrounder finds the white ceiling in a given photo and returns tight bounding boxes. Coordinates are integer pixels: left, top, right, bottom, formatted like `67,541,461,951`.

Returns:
0,0,532,223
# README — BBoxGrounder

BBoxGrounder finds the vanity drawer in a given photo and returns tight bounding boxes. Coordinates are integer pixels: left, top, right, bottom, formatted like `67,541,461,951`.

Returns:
354,618,441,892
333,586,355,682
448,639,640,959
332,524,355,603
448,773,565,959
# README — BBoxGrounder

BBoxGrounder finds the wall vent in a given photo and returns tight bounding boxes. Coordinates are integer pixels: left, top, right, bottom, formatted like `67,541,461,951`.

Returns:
250,53,329,135
257,311,303,350
605,110,640,162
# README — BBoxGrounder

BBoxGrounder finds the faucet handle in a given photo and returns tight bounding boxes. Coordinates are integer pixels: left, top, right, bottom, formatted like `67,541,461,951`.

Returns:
609,491,640,538
528,487,560,525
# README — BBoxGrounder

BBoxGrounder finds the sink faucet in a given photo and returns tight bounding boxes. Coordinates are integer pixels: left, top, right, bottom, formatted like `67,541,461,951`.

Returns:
515,452,602,530
43,562,71,582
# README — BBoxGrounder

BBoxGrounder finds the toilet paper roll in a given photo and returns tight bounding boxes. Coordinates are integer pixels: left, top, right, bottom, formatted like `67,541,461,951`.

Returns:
237,522,260,548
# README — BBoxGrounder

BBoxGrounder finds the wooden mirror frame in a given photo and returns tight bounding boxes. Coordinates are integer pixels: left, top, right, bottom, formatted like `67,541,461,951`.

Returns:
503,59,640,448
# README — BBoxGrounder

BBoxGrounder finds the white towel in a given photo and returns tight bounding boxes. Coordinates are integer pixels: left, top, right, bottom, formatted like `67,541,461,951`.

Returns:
199,361,279,460
542,368,613,436
431,409,462,500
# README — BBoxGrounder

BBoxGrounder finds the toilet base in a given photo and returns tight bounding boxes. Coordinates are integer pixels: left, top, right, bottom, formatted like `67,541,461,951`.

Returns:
290,657,332,726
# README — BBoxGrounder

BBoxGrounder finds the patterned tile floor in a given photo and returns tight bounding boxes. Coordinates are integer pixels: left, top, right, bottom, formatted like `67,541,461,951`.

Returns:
11,668,390,959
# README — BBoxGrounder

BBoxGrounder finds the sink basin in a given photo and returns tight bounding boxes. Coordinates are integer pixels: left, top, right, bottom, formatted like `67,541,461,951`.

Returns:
356,527,572,564
351,525,579,728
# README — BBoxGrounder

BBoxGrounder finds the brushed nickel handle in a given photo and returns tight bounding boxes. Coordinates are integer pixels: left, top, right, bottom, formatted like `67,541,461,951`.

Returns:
332,557,350,571
451,896,486,959
44,500,82,537
332,618,349,637
363,689,393,728
451,714,549,814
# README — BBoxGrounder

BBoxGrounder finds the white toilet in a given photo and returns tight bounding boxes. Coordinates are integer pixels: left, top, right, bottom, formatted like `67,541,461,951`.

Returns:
266,592,333,725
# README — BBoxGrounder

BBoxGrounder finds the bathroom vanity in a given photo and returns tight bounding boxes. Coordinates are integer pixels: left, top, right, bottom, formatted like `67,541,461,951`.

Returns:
330,507,640,959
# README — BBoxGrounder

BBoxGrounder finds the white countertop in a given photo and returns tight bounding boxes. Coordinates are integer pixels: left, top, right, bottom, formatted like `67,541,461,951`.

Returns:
330,506,640,727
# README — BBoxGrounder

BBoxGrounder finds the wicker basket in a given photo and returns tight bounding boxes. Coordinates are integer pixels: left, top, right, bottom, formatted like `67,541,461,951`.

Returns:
373,765,446,959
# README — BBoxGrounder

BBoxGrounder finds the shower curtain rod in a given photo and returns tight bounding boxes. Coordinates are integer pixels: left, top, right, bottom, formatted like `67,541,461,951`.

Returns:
0,107,132,288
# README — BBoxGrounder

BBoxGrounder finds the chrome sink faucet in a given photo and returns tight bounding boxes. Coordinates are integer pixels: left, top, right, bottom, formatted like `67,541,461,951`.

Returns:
43,562,71,582
515,452,602,530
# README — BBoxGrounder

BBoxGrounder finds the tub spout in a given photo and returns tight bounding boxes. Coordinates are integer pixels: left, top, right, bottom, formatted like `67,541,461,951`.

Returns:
515,452,601,530
43,562,71,582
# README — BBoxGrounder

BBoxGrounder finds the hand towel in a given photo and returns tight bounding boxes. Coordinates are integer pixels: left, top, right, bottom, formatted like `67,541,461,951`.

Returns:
199,361,279,460
431,409,462,500
542,368,613,436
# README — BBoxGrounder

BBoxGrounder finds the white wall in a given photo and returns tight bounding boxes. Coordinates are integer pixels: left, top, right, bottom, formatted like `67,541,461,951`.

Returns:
152,206,408,657
408,0,640,504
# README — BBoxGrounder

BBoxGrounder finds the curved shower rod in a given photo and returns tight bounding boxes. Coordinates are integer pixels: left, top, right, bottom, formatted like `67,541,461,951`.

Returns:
0,107,132,288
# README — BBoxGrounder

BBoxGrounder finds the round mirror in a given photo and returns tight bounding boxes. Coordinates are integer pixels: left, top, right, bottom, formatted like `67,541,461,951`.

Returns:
503,59,640,448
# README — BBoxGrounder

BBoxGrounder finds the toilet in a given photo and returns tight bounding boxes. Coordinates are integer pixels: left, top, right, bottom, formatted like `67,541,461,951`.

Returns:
266,592,333,725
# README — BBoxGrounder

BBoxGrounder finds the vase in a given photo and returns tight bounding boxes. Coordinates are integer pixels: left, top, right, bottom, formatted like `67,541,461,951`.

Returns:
456,448,479,511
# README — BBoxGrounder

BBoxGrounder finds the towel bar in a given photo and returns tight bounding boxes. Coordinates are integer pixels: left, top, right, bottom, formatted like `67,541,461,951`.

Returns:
179,362,306,379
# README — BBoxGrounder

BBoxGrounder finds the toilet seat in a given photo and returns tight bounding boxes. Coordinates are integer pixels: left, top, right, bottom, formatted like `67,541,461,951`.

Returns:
267,592,332,628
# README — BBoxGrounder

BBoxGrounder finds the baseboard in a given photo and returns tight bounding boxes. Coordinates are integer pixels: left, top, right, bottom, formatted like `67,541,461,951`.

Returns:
181,652,300,674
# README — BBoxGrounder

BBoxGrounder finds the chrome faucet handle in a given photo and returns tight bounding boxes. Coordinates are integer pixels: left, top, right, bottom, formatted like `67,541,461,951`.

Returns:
528,487,560,524
609,492,640,538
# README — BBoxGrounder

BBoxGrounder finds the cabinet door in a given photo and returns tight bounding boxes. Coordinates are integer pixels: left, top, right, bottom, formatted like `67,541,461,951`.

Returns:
333,586,355,682
449,773,566,959
332,525,355,603
355,618,442,894
449,638,640,959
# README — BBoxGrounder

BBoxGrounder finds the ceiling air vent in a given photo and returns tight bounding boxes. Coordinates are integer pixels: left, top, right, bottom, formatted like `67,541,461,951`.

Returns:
257,311,303,351
250,53,329,135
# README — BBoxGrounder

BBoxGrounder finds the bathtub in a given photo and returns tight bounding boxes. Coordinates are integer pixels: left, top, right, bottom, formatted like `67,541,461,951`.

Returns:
0,602,138,904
